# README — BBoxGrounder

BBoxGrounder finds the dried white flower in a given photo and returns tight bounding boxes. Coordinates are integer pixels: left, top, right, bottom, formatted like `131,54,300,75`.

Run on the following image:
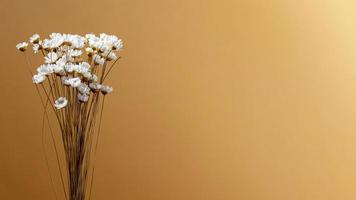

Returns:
85,47,94,56
29,34,40,44
99,33,122,51
100,85,113,95
56,55,68,67
61,76,71,86
82,72,92,79
32,44,41,53
45,52,59,64
16,42,29,51
51,64,65,75
89,82,102,92
102,51,117,61
42,33,64,49
54,97,68,109
90,74,98,82
93,54,105,65
113,39,123,50
36,64,53,75
32,74,46,84
76,62,90,74
68,49,82,57
77,83,90,94
68,77,81,87
64,63,77,73
63,34,86,48
77,93,89,102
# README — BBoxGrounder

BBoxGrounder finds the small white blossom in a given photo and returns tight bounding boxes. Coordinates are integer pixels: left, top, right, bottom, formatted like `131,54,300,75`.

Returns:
93,54,105,65
68,49,82,57
90,74,98,82
16,42,29,51
82,71,92,79
77,83,90,94
32,44,41,53
77,93,89,102
63,34,86,48
85,47,94,56
36,64,53,75
68,77,81,87
56,55,68,67
45,52,59,64
64,63,77,73
51,64,65,75
89,82,102,92
42,33,64,49
77,62,90,73
32,74,46,84
54,97,68,109
102,51,117,61
113,39,124,50
29,34,40,44
61,76,71,86
100,85,113,95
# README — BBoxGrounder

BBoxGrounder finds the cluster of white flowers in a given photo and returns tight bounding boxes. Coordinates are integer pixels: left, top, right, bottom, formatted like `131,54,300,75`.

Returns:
17,33,122,110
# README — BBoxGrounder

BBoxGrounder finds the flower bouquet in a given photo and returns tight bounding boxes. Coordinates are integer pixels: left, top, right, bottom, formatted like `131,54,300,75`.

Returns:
16,32,123,200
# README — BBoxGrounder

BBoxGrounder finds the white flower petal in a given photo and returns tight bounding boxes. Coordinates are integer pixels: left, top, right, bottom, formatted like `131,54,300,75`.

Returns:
45,52,59,64
32,74,46,84
54,97,68,109
16,42,28,51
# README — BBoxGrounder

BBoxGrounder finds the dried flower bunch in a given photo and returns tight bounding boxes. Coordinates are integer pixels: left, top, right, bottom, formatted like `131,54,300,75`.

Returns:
17,32,123,200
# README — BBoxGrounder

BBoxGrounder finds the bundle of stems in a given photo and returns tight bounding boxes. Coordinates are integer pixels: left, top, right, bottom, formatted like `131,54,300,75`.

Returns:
17,33,123,200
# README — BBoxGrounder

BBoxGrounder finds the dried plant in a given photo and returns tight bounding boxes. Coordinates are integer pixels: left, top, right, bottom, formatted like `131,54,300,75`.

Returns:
16,32,123,200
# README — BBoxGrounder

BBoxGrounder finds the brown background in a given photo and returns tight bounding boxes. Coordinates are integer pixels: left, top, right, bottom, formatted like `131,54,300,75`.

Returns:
2,0,356,199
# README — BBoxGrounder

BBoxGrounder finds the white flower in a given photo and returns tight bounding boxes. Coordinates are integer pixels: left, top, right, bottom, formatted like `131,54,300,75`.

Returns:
45,52,59,64
52,64,65,75
85,33,99,47
75,62,90,75
29,34,40,44
102,51,117,61
42,33,64,49
99,33,122,51
56,55,68,68
49,33,62,39
113,39,123,50
82,71,92,79
68,49,82,57
85,33,96,41
77,93,89,102
61,76,71,86
54,97,68,109
64,63,77,73
32,44,41,53
93,54,105,65
90,74,98,82
77,83,90,94
78,62,90,69
108,52,118,60
36,64,53,75
68,77,81,87
85,47,94,56
100,85,113,95
63,34,86,48
86,33,123,52
16,42,28,51
89,82,102,92
32,74,46,84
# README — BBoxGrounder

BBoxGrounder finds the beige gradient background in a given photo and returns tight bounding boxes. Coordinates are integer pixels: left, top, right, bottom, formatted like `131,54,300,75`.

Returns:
2,0,356,199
